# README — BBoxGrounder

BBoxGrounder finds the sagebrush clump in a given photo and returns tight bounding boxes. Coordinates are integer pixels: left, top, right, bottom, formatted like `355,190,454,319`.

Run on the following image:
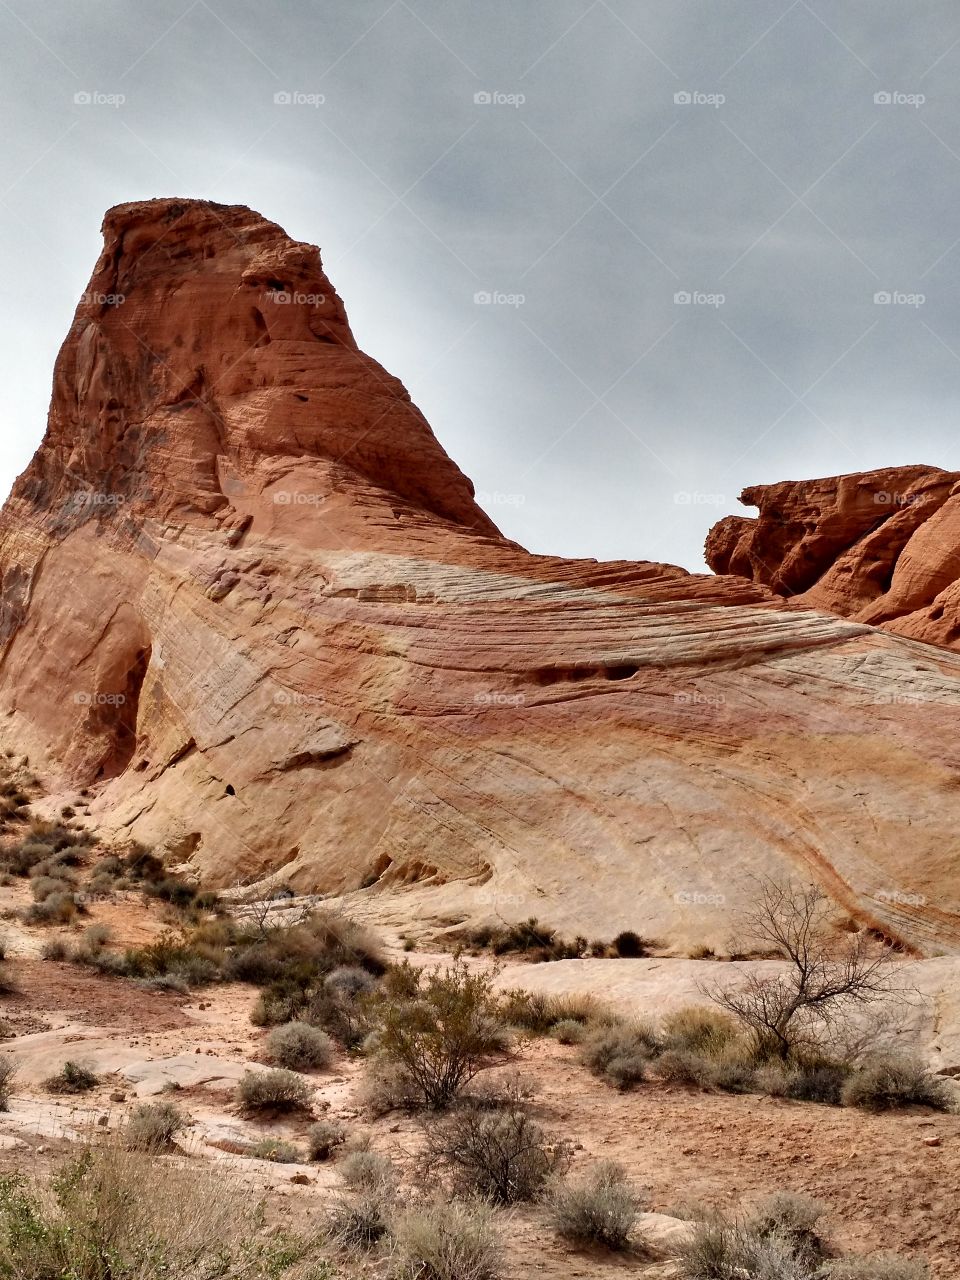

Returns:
548,1161,643,1251
237,1068,313,1114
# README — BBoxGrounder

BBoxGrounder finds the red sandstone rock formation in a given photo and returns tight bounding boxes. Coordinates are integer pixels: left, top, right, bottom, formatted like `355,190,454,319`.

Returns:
705,467,960,649
2,199,960,954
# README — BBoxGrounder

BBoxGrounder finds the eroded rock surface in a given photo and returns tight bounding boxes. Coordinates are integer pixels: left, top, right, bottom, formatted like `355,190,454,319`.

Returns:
3,199,960,953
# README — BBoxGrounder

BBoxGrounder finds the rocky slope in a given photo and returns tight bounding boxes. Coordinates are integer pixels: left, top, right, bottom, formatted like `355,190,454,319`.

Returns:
2,198,960,953
706,466,960,650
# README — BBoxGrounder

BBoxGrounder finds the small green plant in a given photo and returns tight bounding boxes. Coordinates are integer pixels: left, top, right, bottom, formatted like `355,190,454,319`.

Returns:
548,1161,643,1251
237,1068,313,1114
390,1197,502,1280
307,1119,347,1161
267,1021,334,1071
125,1101,187,1150
249,1137,301,1163
44,1061,99,1094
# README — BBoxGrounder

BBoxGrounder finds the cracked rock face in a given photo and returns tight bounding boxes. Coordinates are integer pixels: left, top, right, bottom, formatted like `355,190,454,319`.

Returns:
2,198,960,953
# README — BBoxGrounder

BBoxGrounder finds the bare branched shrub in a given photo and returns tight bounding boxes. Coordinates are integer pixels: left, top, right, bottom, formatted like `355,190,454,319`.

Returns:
425,1105,570,1204
390,1197,502,1280
547,1160,644,1251
706,880,898,1061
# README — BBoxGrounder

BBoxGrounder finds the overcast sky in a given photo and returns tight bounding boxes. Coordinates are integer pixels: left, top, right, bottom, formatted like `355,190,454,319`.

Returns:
1,1,959,571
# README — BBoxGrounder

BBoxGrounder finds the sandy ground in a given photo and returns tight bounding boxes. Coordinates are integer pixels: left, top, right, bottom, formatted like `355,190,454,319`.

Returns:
0,877,955,1277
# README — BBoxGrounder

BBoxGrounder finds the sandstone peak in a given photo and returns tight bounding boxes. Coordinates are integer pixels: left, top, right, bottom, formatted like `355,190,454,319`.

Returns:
1,203,960,957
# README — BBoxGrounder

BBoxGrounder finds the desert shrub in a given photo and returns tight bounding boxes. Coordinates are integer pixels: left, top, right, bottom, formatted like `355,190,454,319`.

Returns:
367,960,504,1109
656,1048,716,1086
0,1144,314,1279
841,1056,953,1112
463,916,586,963
307,1119,346,1161
267,1021,334,1071
325,965,377,999
580,1023,657,1089
302,987,367,1048
40,938,68,961
550,1019,587,1045
125,1101,187,1150
496,988,607,1036
676,1216,811,1279
0,1059,15,1110
662,1005,741,1057
824,1255,930,1279
237,1068,312,1114
391,1197,502,1280
326,1184,394,1253
340,1149,395,1191
707,1051,758,1095
24,891,82,925
756,1057,852,1106
249,1138,301,1164
427,1105,570,1205
44,1061,98,1094
83,923,113,950
746,1191,828,1264
30,874,72,902
612,930,650,958
360,1054,422,1116
547,1160,643,1251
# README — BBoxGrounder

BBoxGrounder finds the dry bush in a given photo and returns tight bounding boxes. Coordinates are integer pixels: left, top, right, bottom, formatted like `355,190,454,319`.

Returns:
307,1119,346,1161
390,1197,502,1280
497,988,609,1036
580,1023,658,1089
745,1191,828,1265
661,1005,741,1057
823,1255,930,1279
237,1068,313,1115
340,1149,396,1191
755,1056,852,1106
359,1055,422,1116
44,1060,99,1094
840,1056,953,1112
0,1059,15,1110
125,1101,187,1150
426,1104,570,1204
0,1143,317,1279
266,1021,334,1071
366,960,505,1109
706,879,898,1061
547,1160,644,1251
656,1048,717,1087
325,1184,394,1253
248,1138,301,1164
550,1019,587,1045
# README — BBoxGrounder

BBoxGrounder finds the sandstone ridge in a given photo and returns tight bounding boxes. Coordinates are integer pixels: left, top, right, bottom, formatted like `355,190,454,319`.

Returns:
2,199,960,955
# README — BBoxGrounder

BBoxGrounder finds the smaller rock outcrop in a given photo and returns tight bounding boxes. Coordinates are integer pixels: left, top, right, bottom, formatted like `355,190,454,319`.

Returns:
705,466,960,649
